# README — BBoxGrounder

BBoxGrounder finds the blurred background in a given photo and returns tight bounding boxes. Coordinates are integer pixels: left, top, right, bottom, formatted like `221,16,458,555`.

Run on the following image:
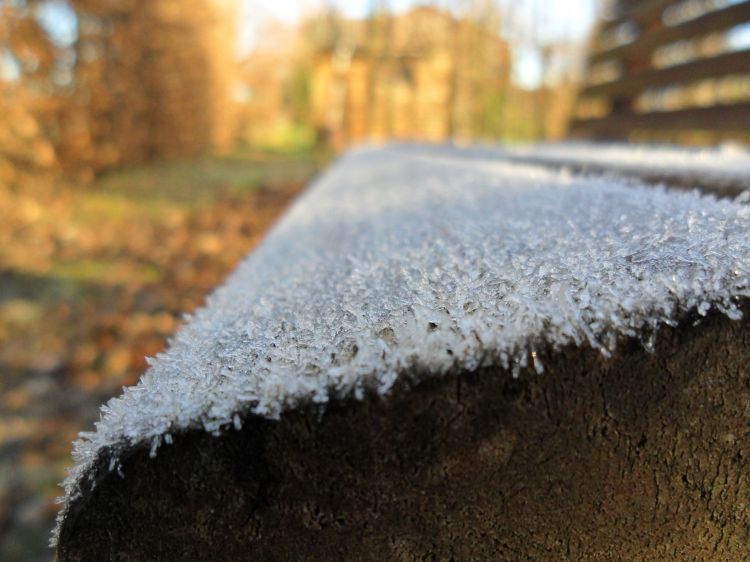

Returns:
1,0,749,559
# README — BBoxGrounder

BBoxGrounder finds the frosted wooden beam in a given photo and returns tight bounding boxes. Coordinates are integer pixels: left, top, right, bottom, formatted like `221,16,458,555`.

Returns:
55,145,750,560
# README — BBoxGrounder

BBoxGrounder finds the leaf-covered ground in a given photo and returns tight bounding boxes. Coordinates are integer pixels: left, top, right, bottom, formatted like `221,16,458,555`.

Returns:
0,151,319,561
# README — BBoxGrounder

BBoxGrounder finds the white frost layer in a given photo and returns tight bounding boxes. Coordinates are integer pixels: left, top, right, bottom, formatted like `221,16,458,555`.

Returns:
53,145,750,544
508,142,750,188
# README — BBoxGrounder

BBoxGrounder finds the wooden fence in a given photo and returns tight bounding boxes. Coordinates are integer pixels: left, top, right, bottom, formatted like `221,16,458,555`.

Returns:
571,0,750,141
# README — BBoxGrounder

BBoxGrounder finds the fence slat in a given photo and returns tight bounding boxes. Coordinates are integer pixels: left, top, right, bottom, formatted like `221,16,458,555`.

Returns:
572,102,750,136
580,49,750,99
600,0,673,32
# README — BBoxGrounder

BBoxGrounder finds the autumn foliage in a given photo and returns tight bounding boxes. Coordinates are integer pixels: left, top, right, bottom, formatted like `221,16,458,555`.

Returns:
0,0,237,186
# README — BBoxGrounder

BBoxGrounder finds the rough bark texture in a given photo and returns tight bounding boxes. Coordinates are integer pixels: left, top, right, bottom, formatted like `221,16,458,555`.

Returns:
57,305,750,561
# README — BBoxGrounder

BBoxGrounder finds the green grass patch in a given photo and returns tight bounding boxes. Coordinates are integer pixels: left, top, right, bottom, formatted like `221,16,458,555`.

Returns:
69,150,323,229
91,151,321,209
49,259,161,286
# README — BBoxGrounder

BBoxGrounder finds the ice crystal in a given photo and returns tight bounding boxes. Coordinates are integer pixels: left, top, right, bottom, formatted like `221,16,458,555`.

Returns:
52,144,750,546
